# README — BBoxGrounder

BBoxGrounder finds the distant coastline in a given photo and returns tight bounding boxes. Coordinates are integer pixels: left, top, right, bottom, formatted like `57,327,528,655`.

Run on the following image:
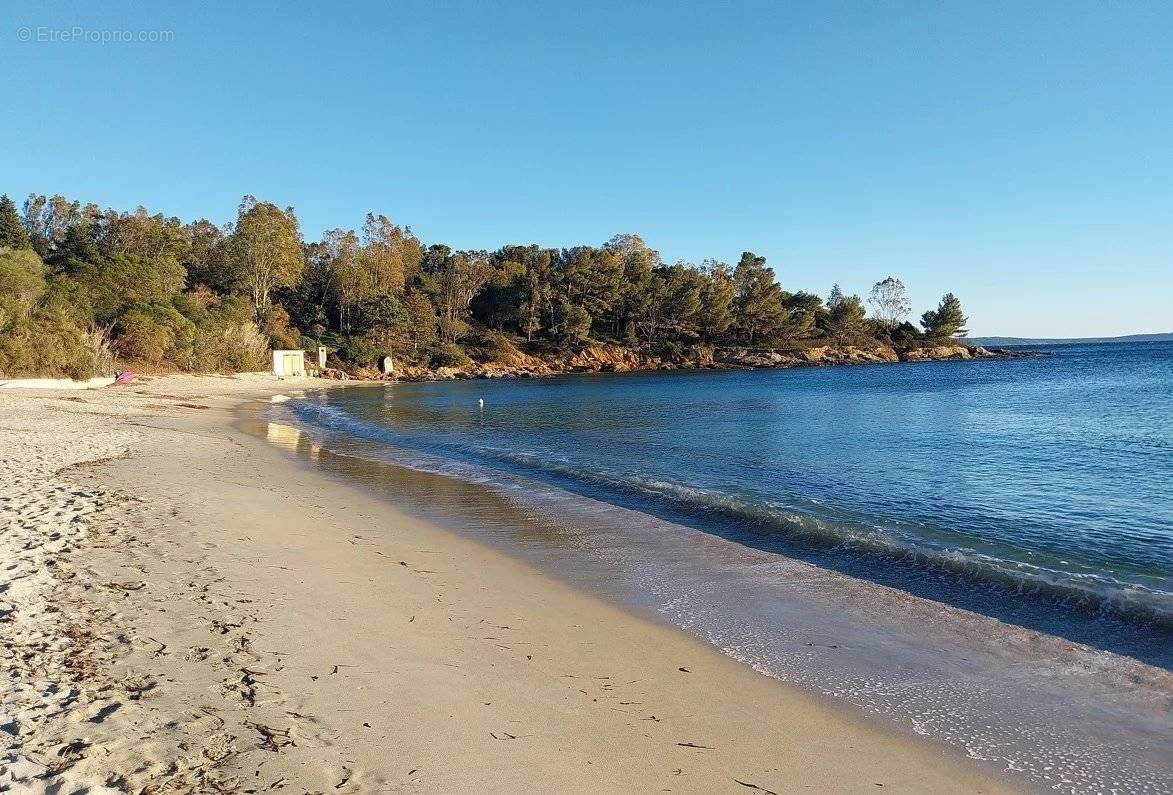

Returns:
970,332,1173,347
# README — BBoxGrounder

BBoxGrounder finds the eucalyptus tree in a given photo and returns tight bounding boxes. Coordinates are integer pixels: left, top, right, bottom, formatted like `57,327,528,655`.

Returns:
225,197,305,323
868,276,911,331
438,250,493,343
320,228,363,333
360,213,424,294
402,290,438,356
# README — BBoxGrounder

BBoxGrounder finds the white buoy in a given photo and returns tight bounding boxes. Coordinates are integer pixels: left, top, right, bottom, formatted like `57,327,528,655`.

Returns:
478,398,484,408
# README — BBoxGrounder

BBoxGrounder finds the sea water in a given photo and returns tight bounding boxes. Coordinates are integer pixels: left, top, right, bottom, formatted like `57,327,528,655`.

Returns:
267,341,1173,793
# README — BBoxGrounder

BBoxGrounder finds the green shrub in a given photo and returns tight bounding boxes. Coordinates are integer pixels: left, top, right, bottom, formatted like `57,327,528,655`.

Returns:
890,321,922,348
353,293,406,335
115,312,172,364
172,285,218,325
0,303,94,379
338,336,380,367
425,341,471,368
190,323,269,372
0,247,47,308
114,303,195,366
464,330,522,363
558,305,591,342
686,342,715,362
260,304,300,350
656,340,684,361
66,253,186,325
188,297,270,373
0,249,115,379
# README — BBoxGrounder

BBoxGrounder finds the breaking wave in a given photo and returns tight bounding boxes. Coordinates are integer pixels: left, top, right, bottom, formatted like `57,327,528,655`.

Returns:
289,399,1173,632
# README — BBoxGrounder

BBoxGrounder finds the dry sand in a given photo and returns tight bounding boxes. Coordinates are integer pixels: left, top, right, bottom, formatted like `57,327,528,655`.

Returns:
0,374,1019,793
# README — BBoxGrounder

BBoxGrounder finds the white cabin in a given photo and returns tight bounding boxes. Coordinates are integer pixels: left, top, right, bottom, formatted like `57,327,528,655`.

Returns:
272,349,306,377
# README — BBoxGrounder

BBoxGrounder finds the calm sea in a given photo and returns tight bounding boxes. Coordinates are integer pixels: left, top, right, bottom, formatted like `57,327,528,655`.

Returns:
267,341,1173,793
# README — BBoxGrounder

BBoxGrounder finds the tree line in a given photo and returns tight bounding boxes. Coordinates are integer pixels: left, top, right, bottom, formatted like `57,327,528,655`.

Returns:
0,192,969,377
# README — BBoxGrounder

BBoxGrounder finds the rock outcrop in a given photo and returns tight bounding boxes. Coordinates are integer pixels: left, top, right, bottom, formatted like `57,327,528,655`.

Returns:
326,341,1030,382
901,344,972,361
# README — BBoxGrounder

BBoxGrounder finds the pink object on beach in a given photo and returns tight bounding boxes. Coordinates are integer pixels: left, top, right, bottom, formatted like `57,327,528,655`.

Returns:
114,371,136,385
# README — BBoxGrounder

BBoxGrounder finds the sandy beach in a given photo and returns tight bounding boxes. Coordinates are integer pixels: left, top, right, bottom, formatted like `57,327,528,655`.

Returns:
0,374,1017,794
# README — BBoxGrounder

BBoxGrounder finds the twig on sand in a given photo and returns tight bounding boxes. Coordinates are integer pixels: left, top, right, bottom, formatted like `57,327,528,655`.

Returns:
245,721,295,752
199,706,226,728
733,778,779,795
144,635,168,657
676,742,713,749
104,580,146,591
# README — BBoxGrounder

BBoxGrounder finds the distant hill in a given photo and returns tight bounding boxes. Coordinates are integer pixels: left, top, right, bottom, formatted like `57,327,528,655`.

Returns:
970,332,1173,346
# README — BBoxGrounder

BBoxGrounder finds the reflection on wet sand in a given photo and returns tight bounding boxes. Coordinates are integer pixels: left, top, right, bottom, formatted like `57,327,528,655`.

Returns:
265,420,319,460
252,416,591,555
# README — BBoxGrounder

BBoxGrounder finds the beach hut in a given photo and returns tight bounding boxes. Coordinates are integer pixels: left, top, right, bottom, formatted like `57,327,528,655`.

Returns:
272,349,306,377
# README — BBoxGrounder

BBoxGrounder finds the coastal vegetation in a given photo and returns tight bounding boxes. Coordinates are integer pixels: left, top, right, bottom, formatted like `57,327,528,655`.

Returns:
0,192,971,378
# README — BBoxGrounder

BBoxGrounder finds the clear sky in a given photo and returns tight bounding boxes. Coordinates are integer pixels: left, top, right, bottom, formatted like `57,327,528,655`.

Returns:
3,1,1170,337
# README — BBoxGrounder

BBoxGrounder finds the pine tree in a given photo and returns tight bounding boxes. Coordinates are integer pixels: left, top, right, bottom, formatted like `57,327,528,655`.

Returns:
0,195,30,249
733,252,788,344
698,260,735,341
826,288,866,342
921,293,968,339
49,219,100,268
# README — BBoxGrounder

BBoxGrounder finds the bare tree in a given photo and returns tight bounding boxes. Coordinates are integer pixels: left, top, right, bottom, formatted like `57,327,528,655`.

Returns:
868,276,911,331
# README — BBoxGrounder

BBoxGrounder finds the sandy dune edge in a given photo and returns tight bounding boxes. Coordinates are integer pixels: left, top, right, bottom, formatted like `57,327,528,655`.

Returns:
0,374,1017,793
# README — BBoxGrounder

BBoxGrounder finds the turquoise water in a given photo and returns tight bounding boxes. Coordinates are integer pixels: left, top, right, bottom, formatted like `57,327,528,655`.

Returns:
271,341,1173,792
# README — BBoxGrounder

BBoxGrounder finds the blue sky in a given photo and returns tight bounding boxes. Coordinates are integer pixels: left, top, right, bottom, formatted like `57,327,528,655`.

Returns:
3,1,1170,337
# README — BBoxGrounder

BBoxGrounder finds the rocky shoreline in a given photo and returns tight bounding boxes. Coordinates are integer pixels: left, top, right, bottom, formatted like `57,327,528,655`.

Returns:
321,342,1038,383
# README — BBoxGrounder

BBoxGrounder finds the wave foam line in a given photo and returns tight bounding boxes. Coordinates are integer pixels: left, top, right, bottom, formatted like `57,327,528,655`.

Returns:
289,400,1173,630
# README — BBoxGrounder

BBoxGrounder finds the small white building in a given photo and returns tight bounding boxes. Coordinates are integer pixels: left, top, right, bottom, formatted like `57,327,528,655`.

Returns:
272,349,306,377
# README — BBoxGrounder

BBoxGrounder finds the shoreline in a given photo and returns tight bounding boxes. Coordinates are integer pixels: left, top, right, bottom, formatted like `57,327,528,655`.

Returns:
324,340,1038,382
0,342,1039,390
0,374,1017,792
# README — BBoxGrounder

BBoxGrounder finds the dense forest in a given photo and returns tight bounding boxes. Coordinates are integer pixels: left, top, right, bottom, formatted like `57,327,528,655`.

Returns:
0,193,970,378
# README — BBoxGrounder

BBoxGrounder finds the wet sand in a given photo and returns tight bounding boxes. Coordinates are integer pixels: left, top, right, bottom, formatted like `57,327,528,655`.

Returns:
0,374,1016,793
